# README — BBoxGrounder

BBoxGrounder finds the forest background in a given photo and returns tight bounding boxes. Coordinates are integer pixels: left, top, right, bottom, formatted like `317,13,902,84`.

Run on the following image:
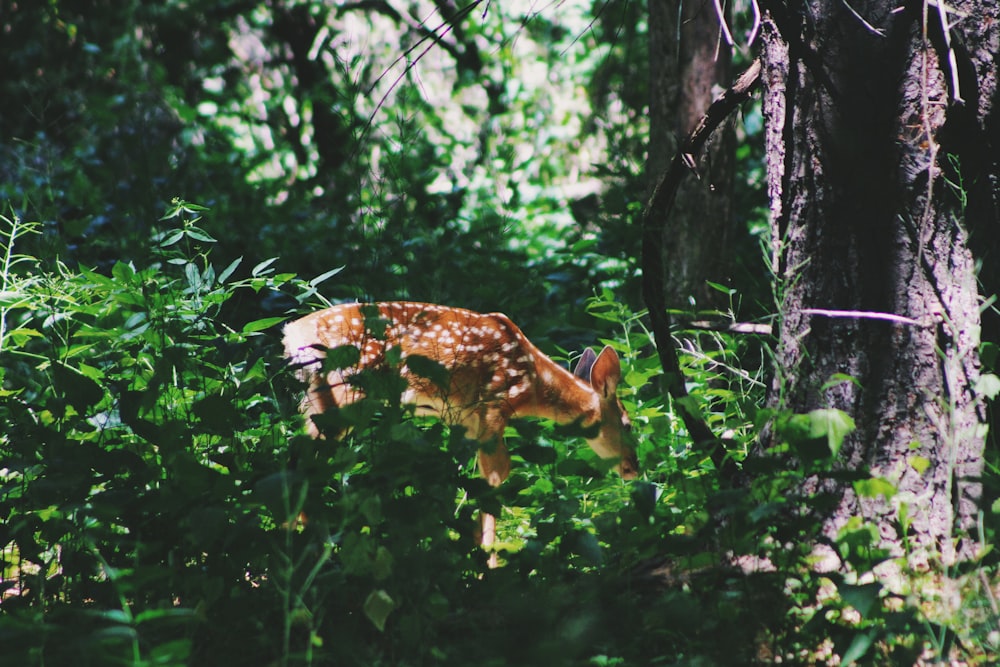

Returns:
1,0,999,665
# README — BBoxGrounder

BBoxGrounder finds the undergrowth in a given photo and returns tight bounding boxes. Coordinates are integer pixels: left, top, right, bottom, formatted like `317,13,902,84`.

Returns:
0,202,997,666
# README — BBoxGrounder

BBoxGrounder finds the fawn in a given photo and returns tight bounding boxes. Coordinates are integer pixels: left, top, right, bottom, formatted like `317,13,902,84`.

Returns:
283,302,638,555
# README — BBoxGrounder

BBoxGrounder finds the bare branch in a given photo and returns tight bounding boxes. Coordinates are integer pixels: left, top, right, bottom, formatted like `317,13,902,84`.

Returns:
683,319,774,335
641,59,762,476
800,308,928,326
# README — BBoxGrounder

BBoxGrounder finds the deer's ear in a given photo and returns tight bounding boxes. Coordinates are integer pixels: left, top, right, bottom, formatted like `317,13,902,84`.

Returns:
589,346,621,398
573,347,598,380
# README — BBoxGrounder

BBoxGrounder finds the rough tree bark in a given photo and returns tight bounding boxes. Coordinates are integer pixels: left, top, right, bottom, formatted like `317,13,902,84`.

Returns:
759,0,999,564
648,0,737,308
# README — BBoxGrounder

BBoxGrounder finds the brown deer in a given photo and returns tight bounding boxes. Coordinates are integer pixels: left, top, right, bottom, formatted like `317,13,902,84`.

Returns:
283,302,637,557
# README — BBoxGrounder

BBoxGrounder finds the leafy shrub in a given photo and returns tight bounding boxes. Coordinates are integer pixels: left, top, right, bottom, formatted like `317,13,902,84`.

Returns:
2,203,997,666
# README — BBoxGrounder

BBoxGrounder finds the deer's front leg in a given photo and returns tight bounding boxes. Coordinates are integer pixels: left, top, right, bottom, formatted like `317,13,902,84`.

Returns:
476,437,511,488
475,436,510,566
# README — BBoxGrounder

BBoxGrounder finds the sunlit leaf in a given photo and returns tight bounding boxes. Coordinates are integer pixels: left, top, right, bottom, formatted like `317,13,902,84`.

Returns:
976,373,1000,399
251,257,278,277
184,226,217,243
242,316,286,333
217,257,242,284
853,476,897,500
807,408,855,457
908,455,931,475
310,266,345,286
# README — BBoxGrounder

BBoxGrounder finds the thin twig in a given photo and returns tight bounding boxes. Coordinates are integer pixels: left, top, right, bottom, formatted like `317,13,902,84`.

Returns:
747,0,761,47
684,320,774,335
713,0,735,46
800,308,926,326
840,0,885,36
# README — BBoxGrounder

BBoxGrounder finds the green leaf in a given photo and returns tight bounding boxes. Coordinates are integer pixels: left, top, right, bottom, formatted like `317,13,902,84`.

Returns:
807,408,855,457
184,226,217,243
821,373,862,391
705,281,735,295
148,639,193,663
517,443,557,465
363,590,397,632
51,361,103,411
217,257,242,284
242,316,286,333
111,261,137,282
373,546,393,581
982,341,999,370
158,229,185,248
0,290,31,308
185,262,201,290
572,531,604,566
908,455,931,475
310,266,345,286
838,582,881,618
853,476,897,500
324,344,361,371
251,257,278,277
134,607,198,625
404,354,450,392
976,373,1000,399
840,629,877,665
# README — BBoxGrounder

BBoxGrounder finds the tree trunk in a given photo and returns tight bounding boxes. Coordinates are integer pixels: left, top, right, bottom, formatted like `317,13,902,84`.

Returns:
648,0,736,309
759,0,998,565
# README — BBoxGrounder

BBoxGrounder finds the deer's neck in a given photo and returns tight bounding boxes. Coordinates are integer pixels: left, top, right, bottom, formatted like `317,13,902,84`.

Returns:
516,351,601,427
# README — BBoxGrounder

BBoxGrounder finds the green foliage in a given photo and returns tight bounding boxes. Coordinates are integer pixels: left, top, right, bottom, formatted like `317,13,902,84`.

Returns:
2,199,998,665
2,2,998,665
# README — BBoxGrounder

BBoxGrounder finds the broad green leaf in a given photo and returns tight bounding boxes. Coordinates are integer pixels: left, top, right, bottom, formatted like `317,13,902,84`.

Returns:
111,261,137,282
837,582,881,618
51,361,103,411
976,373,1000,399
363,590,396,632
323,344,361,371
404,354,450,392
807,408,855,457
908,455,931,475
853,476,897,500
184,226,217,243
982,341,999,369
158,229,185,248
78,264,116,287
